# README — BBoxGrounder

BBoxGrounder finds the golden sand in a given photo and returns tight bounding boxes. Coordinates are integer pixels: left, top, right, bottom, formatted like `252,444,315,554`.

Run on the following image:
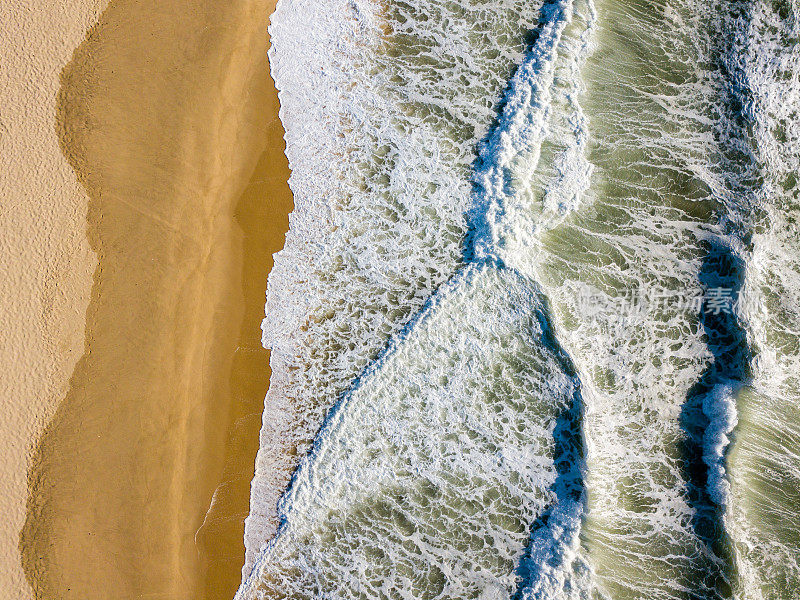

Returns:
18,0,292,599
0,2,102,599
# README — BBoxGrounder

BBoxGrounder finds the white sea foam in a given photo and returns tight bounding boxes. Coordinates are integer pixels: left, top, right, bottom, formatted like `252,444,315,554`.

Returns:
702,383,738,507
239,264,584,599
514,1,762,597
514,498,590,600
245,0,546,575
239,0,598,596
241,0,800,597
469,0,575,265
717,2,800,596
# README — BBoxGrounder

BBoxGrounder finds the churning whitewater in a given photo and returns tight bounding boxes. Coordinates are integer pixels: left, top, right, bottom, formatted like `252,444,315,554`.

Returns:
241,0,800,598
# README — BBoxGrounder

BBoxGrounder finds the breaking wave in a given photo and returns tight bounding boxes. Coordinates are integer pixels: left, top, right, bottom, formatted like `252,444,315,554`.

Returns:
240,0,800,598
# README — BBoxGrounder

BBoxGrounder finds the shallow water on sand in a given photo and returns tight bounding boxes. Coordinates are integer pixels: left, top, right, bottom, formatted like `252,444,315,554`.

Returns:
244,0,800,597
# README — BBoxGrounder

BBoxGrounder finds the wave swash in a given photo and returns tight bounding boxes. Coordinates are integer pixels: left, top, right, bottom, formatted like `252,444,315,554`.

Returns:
240,0,800,598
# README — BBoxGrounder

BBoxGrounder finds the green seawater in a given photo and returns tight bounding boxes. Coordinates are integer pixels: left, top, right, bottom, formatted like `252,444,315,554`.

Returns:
243,0,800,597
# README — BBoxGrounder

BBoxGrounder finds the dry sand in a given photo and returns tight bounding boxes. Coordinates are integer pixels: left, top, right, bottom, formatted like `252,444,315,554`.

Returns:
2,0,292,599
1,2,103,599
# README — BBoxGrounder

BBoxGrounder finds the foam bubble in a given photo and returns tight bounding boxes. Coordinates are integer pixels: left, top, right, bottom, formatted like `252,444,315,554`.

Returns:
239,265,584,599
245,0,548,574
702,383,738,507
241,0,800,597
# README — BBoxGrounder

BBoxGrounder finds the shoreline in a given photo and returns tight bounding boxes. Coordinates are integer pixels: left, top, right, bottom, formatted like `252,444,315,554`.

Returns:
17,1,292,599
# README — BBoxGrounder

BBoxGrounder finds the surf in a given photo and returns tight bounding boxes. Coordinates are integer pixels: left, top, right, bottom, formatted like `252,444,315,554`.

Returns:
238,1,595,597
241,0,800,597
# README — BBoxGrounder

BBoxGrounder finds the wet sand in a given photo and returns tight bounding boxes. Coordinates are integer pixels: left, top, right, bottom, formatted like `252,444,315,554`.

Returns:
18,0,292,599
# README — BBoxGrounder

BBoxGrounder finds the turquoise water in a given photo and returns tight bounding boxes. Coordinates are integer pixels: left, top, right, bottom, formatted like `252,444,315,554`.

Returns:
241,0,800,597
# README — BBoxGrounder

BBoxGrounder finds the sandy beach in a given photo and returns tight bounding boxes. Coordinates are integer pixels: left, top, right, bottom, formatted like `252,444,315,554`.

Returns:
2,0,291,599
1,2,102,598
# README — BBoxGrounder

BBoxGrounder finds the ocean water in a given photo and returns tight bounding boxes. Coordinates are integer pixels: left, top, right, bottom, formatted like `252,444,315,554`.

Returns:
241,0,800,598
